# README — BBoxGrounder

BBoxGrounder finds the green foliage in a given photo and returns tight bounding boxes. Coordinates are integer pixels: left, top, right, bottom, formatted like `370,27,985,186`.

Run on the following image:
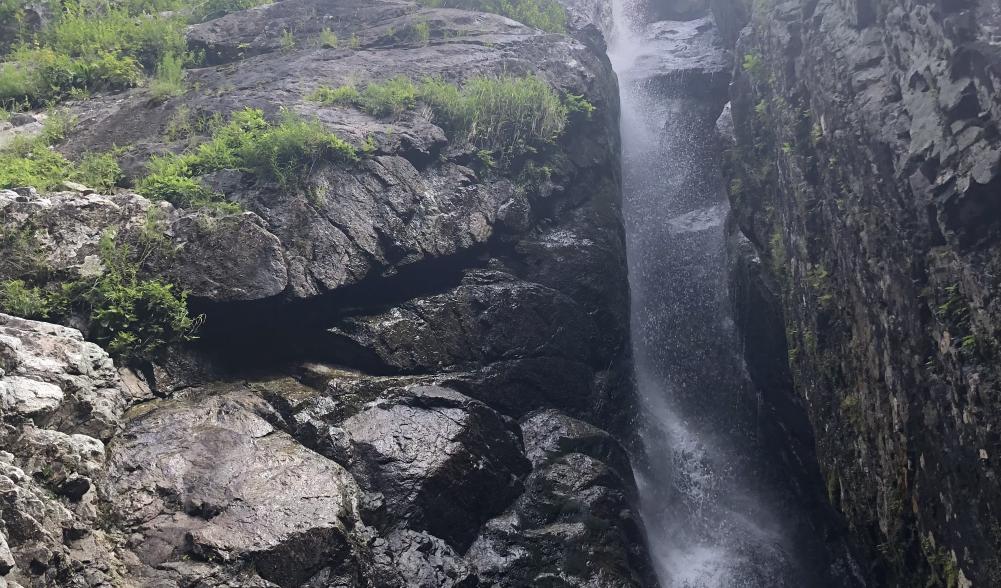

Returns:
63,230,199,362
0,0,264,108
0,230,200,362
315,27,338,48
308,84,361,106
312,74,590,161
0,137,73,190
416,0,566,33
189,0,270,23
237,110,357,187
71,151,123,191
453,74,571,152
409,20,431,45
150,51,185,100
742,52,762,73
0,279,50,319
138,156,221,208
0,111,124,192
139,108,356,205
280,29,296,52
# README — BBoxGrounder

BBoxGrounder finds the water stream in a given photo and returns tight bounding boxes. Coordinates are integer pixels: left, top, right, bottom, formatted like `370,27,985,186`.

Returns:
607,3,807,586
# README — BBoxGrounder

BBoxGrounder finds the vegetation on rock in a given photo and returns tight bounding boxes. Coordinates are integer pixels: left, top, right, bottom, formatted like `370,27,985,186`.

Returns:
310,74,592,161
416,0,566,33
138,107,356,207
0,112,122,191
0,0,268,107
0,229,200,363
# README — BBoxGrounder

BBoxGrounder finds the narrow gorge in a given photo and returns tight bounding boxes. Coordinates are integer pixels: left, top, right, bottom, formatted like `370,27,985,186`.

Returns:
0,0,998,587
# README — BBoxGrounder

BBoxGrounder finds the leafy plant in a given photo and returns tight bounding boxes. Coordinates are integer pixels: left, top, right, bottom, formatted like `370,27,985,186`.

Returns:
315,27,339,48
410,20,431,45
0,230,201,363
0,137,73,190
742,52,762,73
280,29,296,52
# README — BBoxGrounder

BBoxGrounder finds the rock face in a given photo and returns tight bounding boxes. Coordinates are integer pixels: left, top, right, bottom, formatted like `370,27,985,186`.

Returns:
1,0,654,586
0,313,136,587
719,0,1001,585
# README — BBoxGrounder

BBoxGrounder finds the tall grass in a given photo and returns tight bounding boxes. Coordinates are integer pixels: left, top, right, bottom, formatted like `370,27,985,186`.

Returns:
150,51,185,100
416,0,566,33
138,108,356,207
0,0,269,107
310,74,590,157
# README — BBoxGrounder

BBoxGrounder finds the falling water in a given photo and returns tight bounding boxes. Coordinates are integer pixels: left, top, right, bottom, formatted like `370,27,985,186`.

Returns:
607,2,807,586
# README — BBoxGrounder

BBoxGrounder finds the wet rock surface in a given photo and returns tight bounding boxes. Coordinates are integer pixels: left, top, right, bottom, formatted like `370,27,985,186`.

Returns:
1,1,653,586
720,0,1001,584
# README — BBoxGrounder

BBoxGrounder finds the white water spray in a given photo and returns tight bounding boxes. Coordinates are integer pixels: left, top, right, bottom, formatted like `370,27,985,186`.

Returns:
607,2,803,586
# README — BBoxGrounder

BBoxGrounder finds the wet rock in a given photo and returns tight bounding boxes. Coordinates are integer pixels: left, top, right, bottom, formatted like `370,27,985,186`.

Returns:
325,270,598,373
338,385,530,550
720,0,1001,583
106,384,375,586
169,212,288,301
466,418,653,587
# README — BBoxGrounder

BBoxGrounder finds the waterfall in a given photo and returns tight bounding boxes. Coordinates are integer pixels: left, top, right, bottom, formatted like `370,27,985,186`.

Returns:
607,2,808,586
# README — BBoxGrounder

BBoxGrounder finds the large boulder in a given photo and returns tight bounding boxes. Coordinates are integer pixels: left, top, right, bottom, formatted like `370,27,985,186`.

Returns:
105,384,380,587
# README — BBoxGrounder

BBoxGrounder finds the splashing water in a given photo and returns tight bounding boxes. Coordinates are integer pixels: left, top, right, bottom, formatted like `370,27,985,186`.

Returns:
607,1,806,586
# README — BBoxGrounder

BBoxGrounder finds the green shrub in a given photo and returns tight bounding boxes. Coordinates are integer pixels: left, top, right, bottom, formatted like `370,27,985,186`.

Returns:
308,84,360,105
315,27,338,48
0,0,190,106
236,110,358,187
453,74,569,151
0,61,36,103
0,280,50,319
150,51,185,100
310,76,416,117
410,20,430,45
0,137,72,190
1,230,202,362
60,231,201,363
416,0,566,33
0,110,123,193
71,152,123,191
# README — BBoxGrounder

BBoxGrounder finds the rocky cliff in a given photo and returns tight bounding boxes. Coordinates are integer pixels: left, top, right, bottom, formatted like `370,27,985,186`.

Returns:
719,0,1001,585
0,1,655,586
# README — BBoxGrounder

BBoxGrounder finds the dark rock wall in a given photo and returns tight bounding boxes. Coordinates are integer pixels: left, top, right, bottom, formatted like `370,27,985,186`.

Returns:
718,0,1001,584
